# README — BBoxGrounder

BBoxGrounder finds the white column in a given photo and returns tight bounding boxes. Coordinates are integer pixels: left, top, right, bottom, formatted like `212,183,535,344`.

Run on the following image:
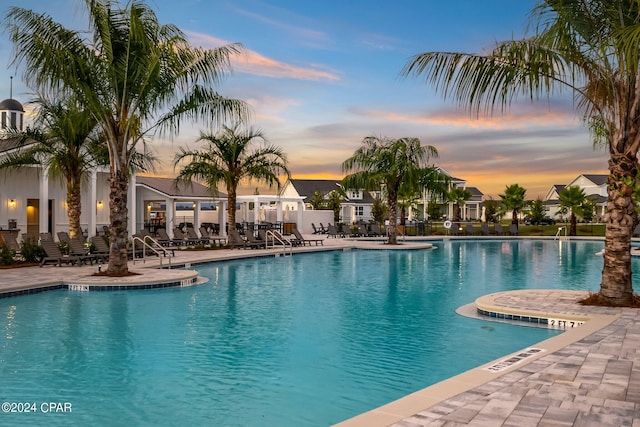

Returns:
276,202,283,223
128,174,136,235
39,166,49,234
296,201,304,231
88,170,97,237
219,200,227,237
254,196,260,223
193,201,201,230
165,198,174,238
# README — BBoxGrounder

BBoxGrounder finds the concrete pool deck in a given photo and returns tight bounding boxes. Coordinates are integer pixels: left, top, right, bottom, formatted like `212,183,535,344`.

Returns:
1,236,638,426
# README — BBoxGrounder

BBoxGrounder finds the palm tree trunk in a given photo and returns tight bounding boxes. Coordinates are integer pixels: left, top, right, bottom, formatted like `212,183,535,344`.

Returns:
228,187,237,236
600,153,636,305
66,174,83,239
106,169,130,275
387,188,398,245
570,212,577,236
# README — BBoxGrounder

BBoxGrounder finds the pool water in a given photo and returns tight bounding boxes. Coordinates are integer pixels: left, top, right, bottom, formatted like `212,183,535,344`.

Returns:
0,240,613,426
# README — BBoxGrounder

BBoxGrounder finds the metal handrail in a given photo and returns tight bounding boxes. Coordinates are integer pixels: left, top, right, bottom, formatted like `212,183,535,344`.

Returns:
554,226,568,241
265,230,292,256
132,236,172,267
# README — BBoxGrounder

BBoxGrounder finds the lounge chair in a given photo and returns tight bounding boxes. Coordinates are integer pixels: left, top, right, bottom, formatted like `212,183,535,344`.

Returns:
3,234,21,253
450,223,462,235
156,228,184,247
480,223,492,236
199,226,227,246
185,227,208,245
228,230,262,249
494,224,505,235
173,227,196,245
247,231,267,248
69,237,102,264
326,224,345,238
57,231,71,244
311,223,323,234
509,224,519,236
465,224,476,235
40,239,83,267
291,228,323,246
91,236,110,256
39,232,54,242
369,223,383,236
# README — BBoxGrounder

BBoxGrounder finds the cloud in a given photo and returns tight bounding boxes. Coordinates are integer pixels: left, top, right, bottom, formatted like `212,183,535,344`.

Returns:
234,7,330,46
185,31,340,81
349,103,580,130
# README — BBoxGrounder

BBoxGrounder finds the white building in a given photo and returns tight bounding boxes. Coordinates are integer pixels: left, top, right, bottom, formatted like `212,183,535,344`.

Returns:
543,174,608,220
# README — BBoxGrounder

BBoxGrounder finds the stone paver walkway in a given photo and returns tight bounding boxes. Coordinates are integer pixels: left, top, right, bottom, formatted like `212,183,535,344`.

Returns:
338,290,640,426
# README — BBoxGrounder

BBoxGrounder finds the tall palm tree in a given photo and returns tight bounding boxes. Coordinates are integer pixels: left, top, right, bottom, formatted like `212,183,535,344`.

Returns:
402,0,639,305
499,184,527,227
5,0,248,274
173,124,290,233
342,135,439,245
559,185,587,236
0,95,104,239
447,187,472,222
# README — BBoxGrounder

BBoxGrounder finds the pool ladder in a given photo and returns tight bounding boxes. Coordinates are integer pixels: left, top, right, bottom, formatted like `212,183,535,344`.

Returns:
554,226,568,241
132,235,174,267
265,230,293,256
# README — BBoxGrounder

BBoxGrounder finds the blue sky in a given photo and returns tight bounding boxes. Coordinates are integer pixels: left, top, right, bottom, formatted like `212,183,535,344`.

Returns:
0,0,608,198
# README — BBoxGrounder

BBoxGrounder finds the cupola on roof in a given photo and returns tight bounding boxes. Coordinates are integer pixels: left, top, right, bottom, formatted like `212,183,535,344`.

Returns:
0,98,24,112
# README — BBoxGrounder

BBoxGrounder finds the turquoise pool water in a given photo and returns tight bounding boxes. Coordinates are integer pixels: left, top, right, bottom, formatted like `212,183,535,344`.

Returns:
0,240,611,426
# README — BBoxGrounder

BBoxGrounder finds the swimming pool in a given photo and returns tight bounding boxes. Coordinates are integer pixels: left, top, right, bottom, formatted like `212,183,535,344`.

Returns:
0,240,611,426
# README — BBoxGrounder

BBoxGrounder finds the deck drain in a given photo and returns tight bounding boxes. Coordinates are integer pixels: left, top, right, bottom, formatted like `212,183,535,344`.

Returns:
484,348,545,372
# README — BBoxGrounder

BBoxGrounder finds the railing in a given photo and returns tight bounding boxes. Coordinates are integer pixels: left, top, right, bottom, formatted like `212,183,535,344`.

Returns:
132,236,173,267
265,230,292,256
554,226,568,241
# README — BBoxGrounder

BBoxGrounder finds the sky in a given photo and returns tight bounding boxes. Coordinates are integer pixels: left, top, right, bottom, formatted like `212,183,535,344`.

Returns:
0,0,609,198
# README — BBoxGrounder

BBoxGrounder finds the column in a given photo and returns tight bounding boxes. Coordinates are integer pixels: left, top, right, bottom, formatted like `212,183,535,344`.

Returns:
296,201,304,232
193,201,201,230
88,170,97,237
218,200,227,237
165,198,174,238
39,166,49,234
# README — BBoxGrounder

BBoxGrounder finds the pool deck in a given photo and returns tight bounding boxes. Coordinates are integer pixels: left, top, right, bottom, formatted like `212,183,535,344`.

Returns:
1,235,639,426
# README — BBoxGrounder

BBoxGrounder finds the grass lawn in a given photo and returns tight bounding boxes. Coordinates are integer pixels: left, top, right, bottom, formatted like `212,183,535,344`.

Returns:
423,222,605,237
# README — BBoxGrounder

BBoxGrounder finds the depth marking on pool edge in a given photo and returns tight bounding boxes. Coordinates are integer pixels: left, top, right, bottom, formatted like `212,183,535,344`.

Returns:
484,348,545,373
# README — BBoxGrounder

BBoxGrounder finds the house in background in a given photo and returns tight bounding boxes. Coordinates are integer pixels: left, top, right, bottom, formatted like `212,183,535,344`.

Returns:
0,95,113,241
420,167,484,221
280,178,376,224
543,174,608,220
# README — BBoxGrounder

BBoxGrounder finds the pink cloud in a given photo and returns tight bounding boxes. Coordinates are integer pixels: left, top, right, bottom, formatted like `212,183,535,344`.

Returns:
185,31,340,81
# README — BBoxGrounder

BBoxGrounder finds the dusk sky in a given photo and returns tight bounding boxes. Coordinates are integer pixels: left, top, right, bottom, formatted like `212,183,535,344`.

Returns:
0,0,608,198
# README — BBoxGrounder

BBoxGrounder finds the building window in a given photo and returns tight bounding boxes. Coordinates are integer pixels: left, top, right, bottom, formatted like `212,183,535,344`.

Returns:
355,206,364,218
1,112,5,129
10,112,16,128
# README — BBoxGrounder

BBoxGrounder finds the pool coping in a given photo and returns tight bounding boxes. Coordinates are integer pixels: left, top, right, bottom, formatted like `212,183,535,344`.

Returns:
332,289,622,427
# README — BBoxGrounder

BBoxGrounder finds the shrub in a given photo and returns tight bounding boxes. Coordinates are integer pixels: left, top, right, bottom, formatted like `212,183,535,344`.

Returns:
21,238,45,263
0,245,15,265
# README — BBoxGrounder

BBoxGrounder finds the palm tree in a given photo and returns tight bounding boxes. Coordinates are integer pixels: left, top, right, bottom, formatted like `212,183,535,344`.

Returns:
342,135,439,245
173,124,290,233
5,1,248,275
0,95,105,239
402,0,639,305
499,184,527,227
559,186,587,236
447,187,472,222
